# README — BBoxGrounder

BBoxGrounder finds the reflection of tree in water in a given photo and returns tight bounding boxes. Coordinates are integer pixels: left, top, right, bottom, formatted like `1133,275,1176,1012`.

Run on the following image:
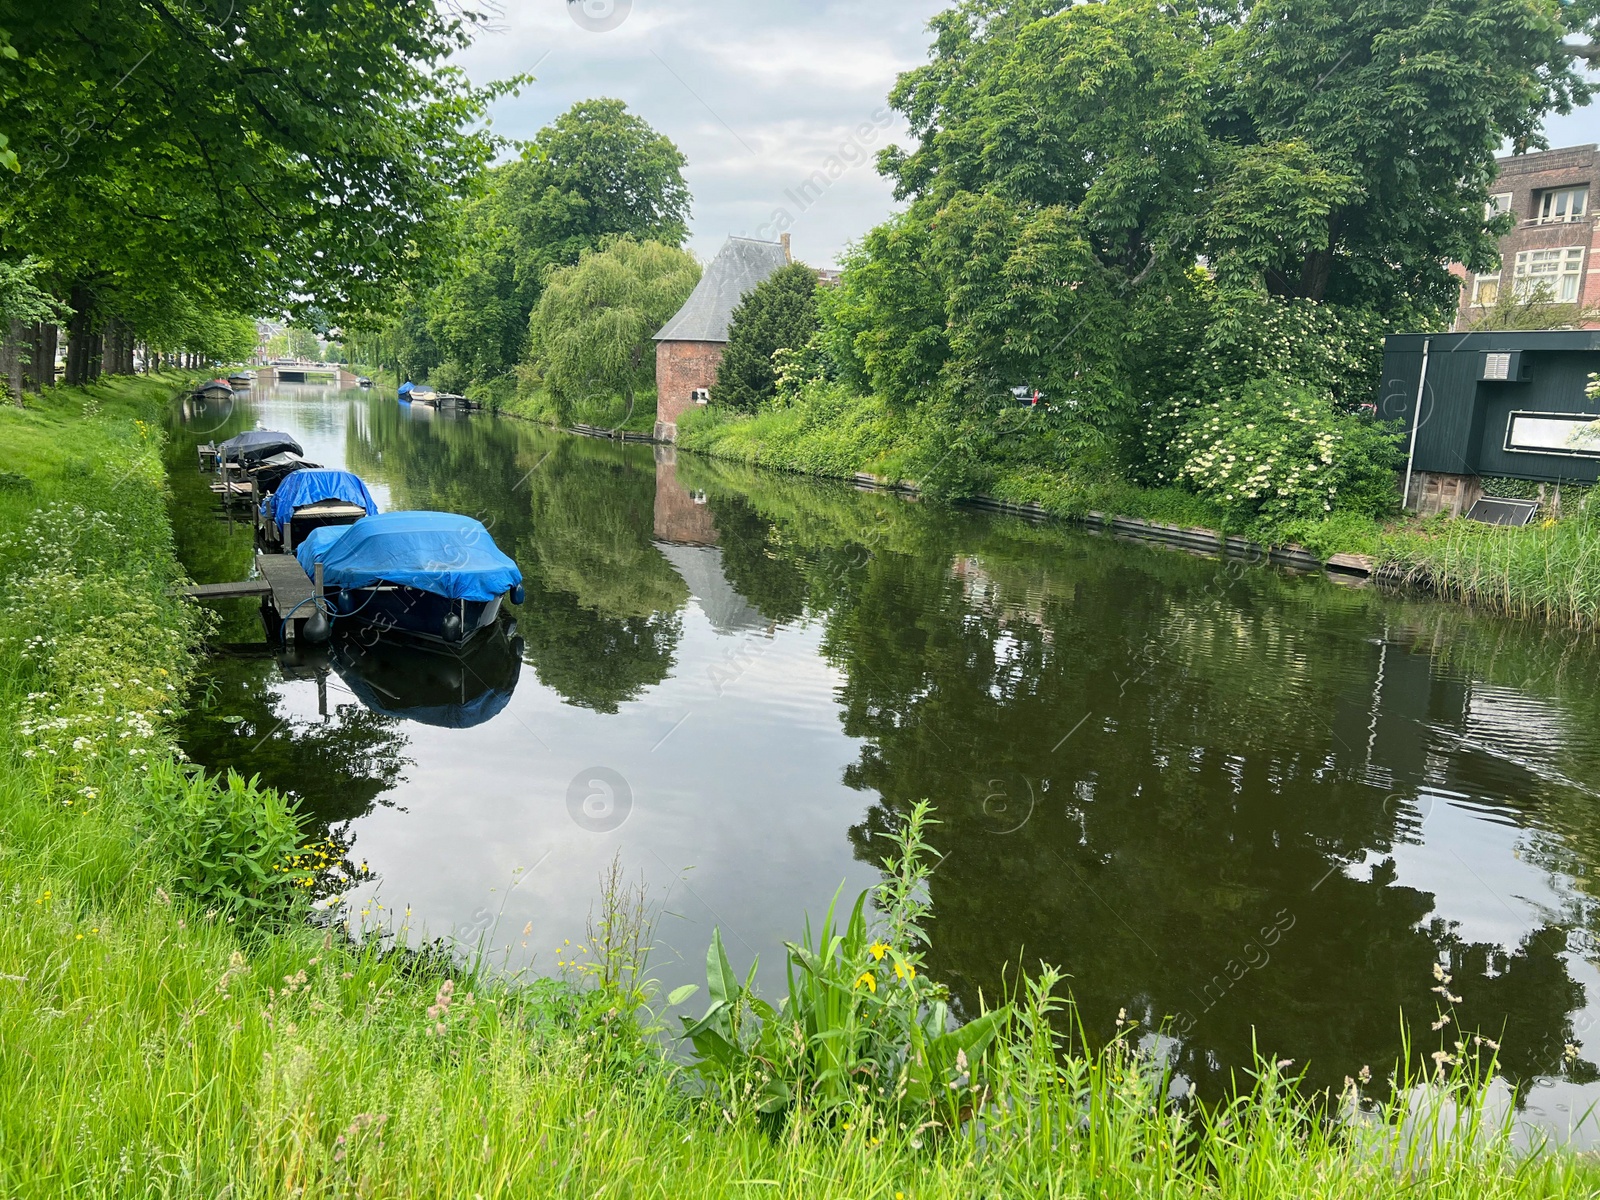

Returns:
348,403,686,710
180,655,412,827
827,542,1593,1099
668,460,1599,1103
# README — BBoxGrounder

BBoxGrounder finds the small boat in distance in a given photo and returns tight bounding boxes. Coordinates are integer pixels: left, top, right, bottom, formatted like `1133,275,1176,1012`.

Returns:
259,468,377,551
296,511,524,647
399,380,477,410
194,378,233,399
227,371,254,386
356,376,373,387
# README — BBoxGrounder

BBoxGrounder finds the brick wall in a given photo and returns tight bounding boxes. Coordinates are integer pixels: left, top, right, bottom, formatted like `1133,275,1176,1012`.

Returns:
654,339,725,438
1454,145,1600,330
652,447,719,545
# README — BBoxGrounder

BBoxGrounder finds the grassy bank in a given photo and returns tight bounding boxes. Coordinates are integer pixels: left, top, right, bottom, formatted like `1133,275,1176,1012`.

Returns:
676,398,1600,626
2,377,1598,1196
493,384,657,434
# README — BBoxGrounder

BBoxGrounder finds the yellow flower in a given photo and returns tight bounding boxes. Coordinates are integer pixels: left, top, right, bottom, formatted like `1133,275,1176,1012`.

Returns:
894,960,916,981
869,942,889,961
855,972,877,993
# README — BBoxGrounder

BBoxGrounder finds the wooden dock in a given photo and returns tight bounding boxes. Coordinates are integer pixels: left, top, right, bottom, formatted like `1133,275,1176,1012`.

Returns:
176,554,326,642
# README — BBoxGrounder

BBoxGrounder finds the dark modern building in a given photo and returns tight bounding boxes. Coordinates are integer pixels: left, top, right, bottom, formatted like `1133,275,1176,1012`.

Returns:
1378,330,1600,515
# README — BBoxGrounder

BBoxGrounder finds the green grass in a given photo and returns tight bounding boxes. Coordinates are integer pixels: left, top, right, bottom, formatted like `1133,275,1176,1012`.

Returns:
1382,496,1600,628
2,375,1599,1195
495,384,658,433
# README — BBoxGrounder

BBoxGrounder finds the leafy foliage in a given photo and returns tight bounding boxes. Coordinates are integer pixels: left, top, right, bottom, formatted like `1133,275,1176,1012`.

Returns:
414,99,691,390
679,803,1010,1122
712,263,821,412
525,237,700,422
1163,377,1404,523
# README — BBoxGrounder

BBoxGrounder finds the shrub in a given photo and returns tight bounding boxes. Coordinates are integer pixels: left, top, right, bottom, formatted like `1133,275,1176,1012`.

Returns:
150,763,314,919
1165,377,1403,525
712,263,820,412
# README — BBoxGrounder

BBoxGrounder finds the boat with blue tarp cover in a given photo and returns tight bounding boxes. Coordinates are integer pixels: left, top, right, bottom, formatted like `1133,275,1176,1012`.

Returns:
259,468,379,551
295,511,525,646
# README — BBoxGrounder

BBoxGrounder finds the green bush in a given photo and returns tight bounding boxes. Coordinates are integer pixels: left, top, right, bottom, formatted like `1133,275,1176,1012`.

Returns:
148,764,314,919
712,262,820,412
1165,377,1403,524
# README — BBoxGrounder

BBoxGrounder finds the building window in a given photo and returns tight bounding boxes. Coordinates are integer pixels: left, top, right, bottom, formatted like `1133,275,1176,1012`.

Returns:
1513,246,1585,302
1470,272,1501,307
1486,192,1513,220
1536,186,1588,224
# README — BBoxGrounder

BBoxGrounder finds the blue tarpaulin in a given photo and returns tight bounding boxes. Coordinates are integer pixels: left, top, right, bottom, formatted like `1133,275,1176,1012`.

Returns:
259,467,377,528
296,511,523,602
398,381,415,400
260,469,379,530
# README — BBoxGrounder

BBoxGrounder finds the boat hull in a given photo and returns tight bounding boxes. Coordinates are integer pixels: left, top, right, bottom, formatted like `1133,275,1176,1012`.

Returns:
323,584,506,647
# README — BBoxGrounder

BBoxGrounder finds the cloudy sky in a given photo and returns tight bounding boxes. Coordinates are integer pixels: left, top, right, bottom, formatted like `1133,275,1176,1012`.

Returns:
455,1,1600,268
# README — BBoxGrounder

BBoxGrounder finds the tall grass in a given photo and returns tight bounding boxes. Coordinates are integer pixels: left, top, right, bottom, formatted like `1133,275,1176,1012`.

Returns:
1,376,1597,1196
1383,496,1600,629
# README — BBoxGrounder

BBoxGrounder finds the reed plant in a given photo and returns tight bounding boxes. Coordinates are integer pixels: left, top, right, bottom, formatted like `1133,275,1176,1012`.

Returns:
1383,495,1600,629
1,376,1598,1196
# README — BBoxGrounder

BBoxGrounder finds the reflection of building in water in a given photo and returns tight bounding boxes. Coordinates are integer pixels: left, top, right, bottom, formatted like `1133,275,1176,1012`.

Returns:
948,555,1055,643
652,446,718,546
652,446,770,636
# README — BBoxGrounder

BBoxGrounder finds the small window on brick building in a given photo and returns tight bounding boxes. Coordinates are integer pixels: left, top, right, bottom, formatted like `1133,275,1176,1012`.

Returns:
1537,186,1588,224
1513,247,1585,302
1486,192,1513,220
691,387,710,405
1470,273,1501,306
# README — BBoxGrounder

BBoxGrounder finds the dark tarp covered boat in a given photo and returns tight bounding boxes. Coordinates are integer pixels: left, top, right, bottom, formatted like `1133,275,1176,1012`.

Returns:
219,429,304,466
399,380,475,409
194,378,234,399
296,511,524,646
245,451,317,493
329,626,523,727
227,372,253,386
259,468,378,550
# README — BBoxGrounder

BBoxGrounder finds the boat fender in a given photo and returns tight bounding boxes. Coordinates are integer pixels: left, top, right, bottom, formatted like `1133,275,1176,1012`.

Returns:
510,584,525,605
302,608,332,645
442,611,464,643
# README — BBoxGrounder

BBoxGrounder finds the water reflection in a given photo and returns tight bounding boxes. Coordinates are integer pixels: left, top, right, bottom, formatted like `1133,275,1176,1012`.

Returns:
168,388,1600,1133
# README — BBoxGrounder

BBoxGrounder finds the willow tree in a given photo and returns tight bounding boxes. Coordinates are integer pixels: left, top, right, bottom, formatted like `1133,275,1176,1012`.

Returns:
524,237,701,424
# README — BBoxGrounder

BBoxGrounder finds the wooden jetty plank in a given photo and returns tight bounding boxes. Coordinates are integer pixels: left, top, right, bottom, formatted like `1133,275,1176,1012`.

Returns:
176,579,273,600
256,552,316,617
1325,552,1375,577
209,480,254,496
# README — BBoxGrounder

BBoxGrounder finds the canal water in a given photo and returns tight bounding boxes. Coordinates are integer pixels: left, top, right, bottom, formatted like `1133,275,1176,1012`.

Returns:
170,382,1600,1135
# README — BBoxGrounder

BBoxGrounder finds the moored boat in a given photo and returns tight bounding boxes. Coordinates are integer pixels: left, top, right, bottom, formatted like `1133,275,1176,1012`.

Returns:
218,429,304,467
227,371,254,386
295,511,524,646
259,468,378,551
194,378,233,399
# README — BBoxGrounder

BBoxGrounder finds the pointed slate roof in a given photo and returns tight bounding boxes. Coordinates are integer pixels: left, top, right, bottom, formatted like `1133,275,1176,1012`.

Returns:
654,236,790,344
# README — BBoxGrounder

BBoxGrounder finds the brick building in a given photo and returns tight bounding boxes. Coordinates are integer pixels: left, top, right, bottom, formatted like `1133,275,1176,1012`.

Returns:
652,234,792,441
1453,144,1600,330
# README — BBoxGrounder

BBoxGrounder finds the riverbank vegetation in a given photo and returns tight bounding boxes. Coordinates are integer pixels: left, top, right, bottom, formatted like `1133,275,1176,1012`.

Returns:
3,376,1597,1194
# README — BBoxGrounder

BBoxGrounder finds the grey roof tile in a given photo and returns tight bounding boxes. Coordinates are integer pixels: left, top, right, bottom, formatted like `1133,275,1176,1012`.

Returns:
654,236,790,343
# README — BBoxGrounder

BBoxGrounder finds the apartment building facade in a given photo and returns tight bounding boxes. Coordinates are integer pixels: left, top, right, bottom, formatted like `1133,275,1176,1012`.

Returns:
1453,144,1600,330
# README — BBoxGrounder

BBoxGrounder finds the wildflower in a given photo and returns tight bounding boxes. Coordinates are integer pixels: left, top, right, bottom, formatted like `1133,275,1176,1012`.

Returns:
894,960,915,981
855,972,877,994
869,941,889,961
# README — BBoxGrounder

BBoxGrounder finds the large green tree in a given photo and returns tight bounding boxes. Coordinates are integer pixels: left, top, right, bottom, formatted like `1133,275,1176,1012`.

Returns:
426,99,692,388
524,236,700,423
828,0,1596,424
0,0,512,381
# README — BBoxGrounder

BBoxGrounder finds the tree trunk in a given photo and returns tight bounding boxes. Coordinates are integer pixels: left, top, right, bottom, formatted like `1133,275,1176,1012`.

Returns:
24,322,56,391
2,320,22,407
64,286,96,386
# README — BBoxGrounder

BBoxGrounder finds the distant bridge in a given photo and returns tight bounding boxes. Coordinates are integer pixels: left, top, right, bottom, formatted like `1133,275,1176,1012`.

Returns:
256,361,364,386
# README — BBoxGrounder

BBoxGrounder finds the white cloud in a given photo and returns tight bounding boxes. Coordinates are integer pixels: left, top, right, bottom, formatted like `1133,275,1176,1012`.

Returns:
453,0,946,264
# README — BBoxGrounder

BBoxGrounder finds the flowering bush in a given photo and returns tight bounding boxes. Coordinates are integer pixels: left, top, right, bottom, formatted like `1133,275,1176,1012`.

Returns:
1164,377,1404,523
